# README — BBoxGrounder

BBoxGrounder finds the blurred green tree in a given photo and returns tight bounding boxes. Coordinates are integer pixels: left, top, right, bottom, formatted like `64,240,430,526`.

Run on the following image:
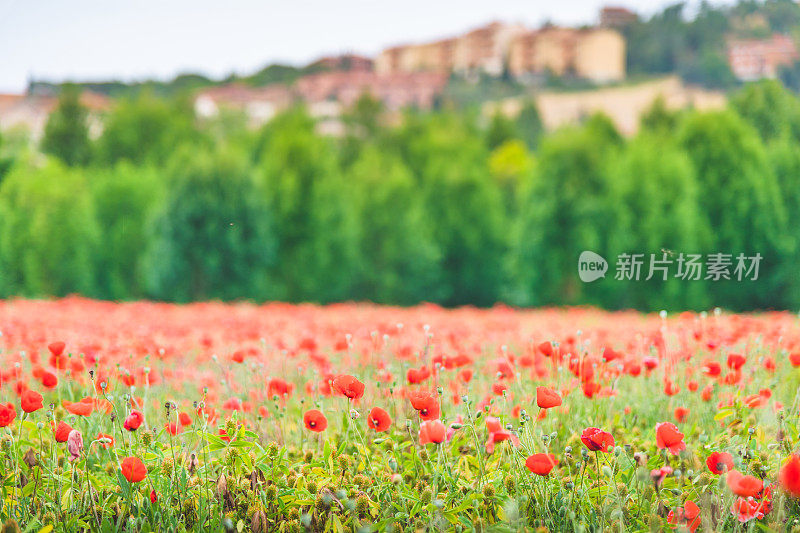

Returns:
143,145,276,301
679,110,788,309
488,139,535,211
91,163,164,299
257,108,360,302
640,96,679,134
409,114,508,306
730,80,800,141
41,85,91,166
485,111,519,150
0,158,99,296
509,122,620,306
340,94,385,167
348,147,443,304
610,134,711,310
96,93,201,165
515,99,544,149
765,135,800,308
0,130,13,184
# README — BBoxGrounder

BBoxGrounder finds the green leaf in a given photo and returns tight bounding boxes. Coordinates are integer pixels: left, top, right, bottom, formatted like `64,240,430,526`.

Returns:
714,409,734,421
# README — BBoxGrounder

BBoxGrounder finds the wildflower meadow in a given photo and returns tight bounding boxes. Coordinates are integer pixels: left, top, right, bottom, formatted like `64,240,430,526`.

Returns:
0,298,800,532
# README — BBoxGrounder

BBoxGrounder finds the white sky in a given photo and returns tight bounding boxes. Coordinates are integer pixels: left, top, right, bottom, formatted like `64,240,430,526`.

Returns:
0,0,729,93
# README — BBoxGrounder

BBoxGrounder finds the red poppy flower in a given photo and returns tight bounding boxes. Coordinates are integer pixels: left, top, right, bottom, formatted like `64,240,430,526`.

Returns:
165,422,180,435
491,382,507,396
779,455,800,498
267,378,295,398
701,384,714,402
726,470,763,497
178,412,192,426
124,410,144,431
536,386,562,409
367,407,391,432
789,352,800,367
406,366,431,384
150,490,158,504
580,427,614,452
537,342,554,357
48,341,66,357
21,390,44,413
684,500,701,526
643,357,658,371
41,371,58,389
727,353,746,370
674,407,689,423
303,409,327,432
54,421,73,442
625,361,641,376
602,347,621,362
486,416,502,433
97,432,115,448
63,397,94,417
332,375,365,400
0,403,16,427
656,422,686,455
120,457,148,483
409,390,440,421
525,453,557,476
221,397,242,411
744,394,766,409
706,451,734,475
731,497,764,522
494,359,515,379
663,380,680,396
419,420,446,445
485,428,520,454
651,466,673,487
668,500,701,532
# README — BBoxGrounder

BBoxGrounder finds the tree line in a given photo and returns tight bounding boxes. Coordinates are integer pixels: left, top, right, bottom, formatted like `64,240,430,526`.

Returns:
0,80,799,311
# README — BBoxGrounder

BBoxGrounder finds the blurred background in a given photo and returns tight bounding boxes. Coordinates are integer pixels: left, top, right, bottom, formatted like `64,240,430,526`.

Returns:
0,0,798,311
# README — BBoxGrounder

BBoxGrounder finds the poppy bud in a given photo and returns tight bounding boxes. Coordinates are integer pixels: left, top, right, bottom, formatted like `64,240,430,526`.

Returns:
251,510,268,533
216,473,229,499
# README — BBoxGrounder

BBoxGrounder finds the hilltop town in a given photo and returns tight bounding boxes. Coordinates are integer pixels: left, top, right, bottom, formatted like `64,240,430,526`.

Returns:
2,3,799,138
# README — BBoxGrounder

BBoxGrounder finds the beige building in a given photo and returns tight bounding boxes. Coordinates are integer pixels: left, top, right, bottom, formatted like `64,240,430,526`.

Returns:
508,27,625,83
0,91,110,140
193,83,293,126
294,70,448,110
375,22,526,76
727,34,799,81
377,22,625,83
485,76,726,136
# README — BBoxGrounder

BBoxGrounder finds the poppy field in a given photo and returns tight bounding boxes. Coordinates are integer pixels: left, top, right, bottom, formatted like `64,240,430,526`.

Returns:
2,298,800,532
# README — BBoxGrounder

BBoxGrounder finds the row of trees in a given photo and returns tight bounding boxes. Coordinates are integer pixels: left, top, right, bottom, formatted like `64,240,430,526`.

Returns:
1,80,799,310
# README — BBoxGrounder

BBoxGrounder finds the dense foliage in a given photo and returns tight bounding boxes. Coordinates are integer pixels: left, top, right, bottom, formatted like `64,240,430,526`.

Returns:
3,80,799,310
0,300,800,532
